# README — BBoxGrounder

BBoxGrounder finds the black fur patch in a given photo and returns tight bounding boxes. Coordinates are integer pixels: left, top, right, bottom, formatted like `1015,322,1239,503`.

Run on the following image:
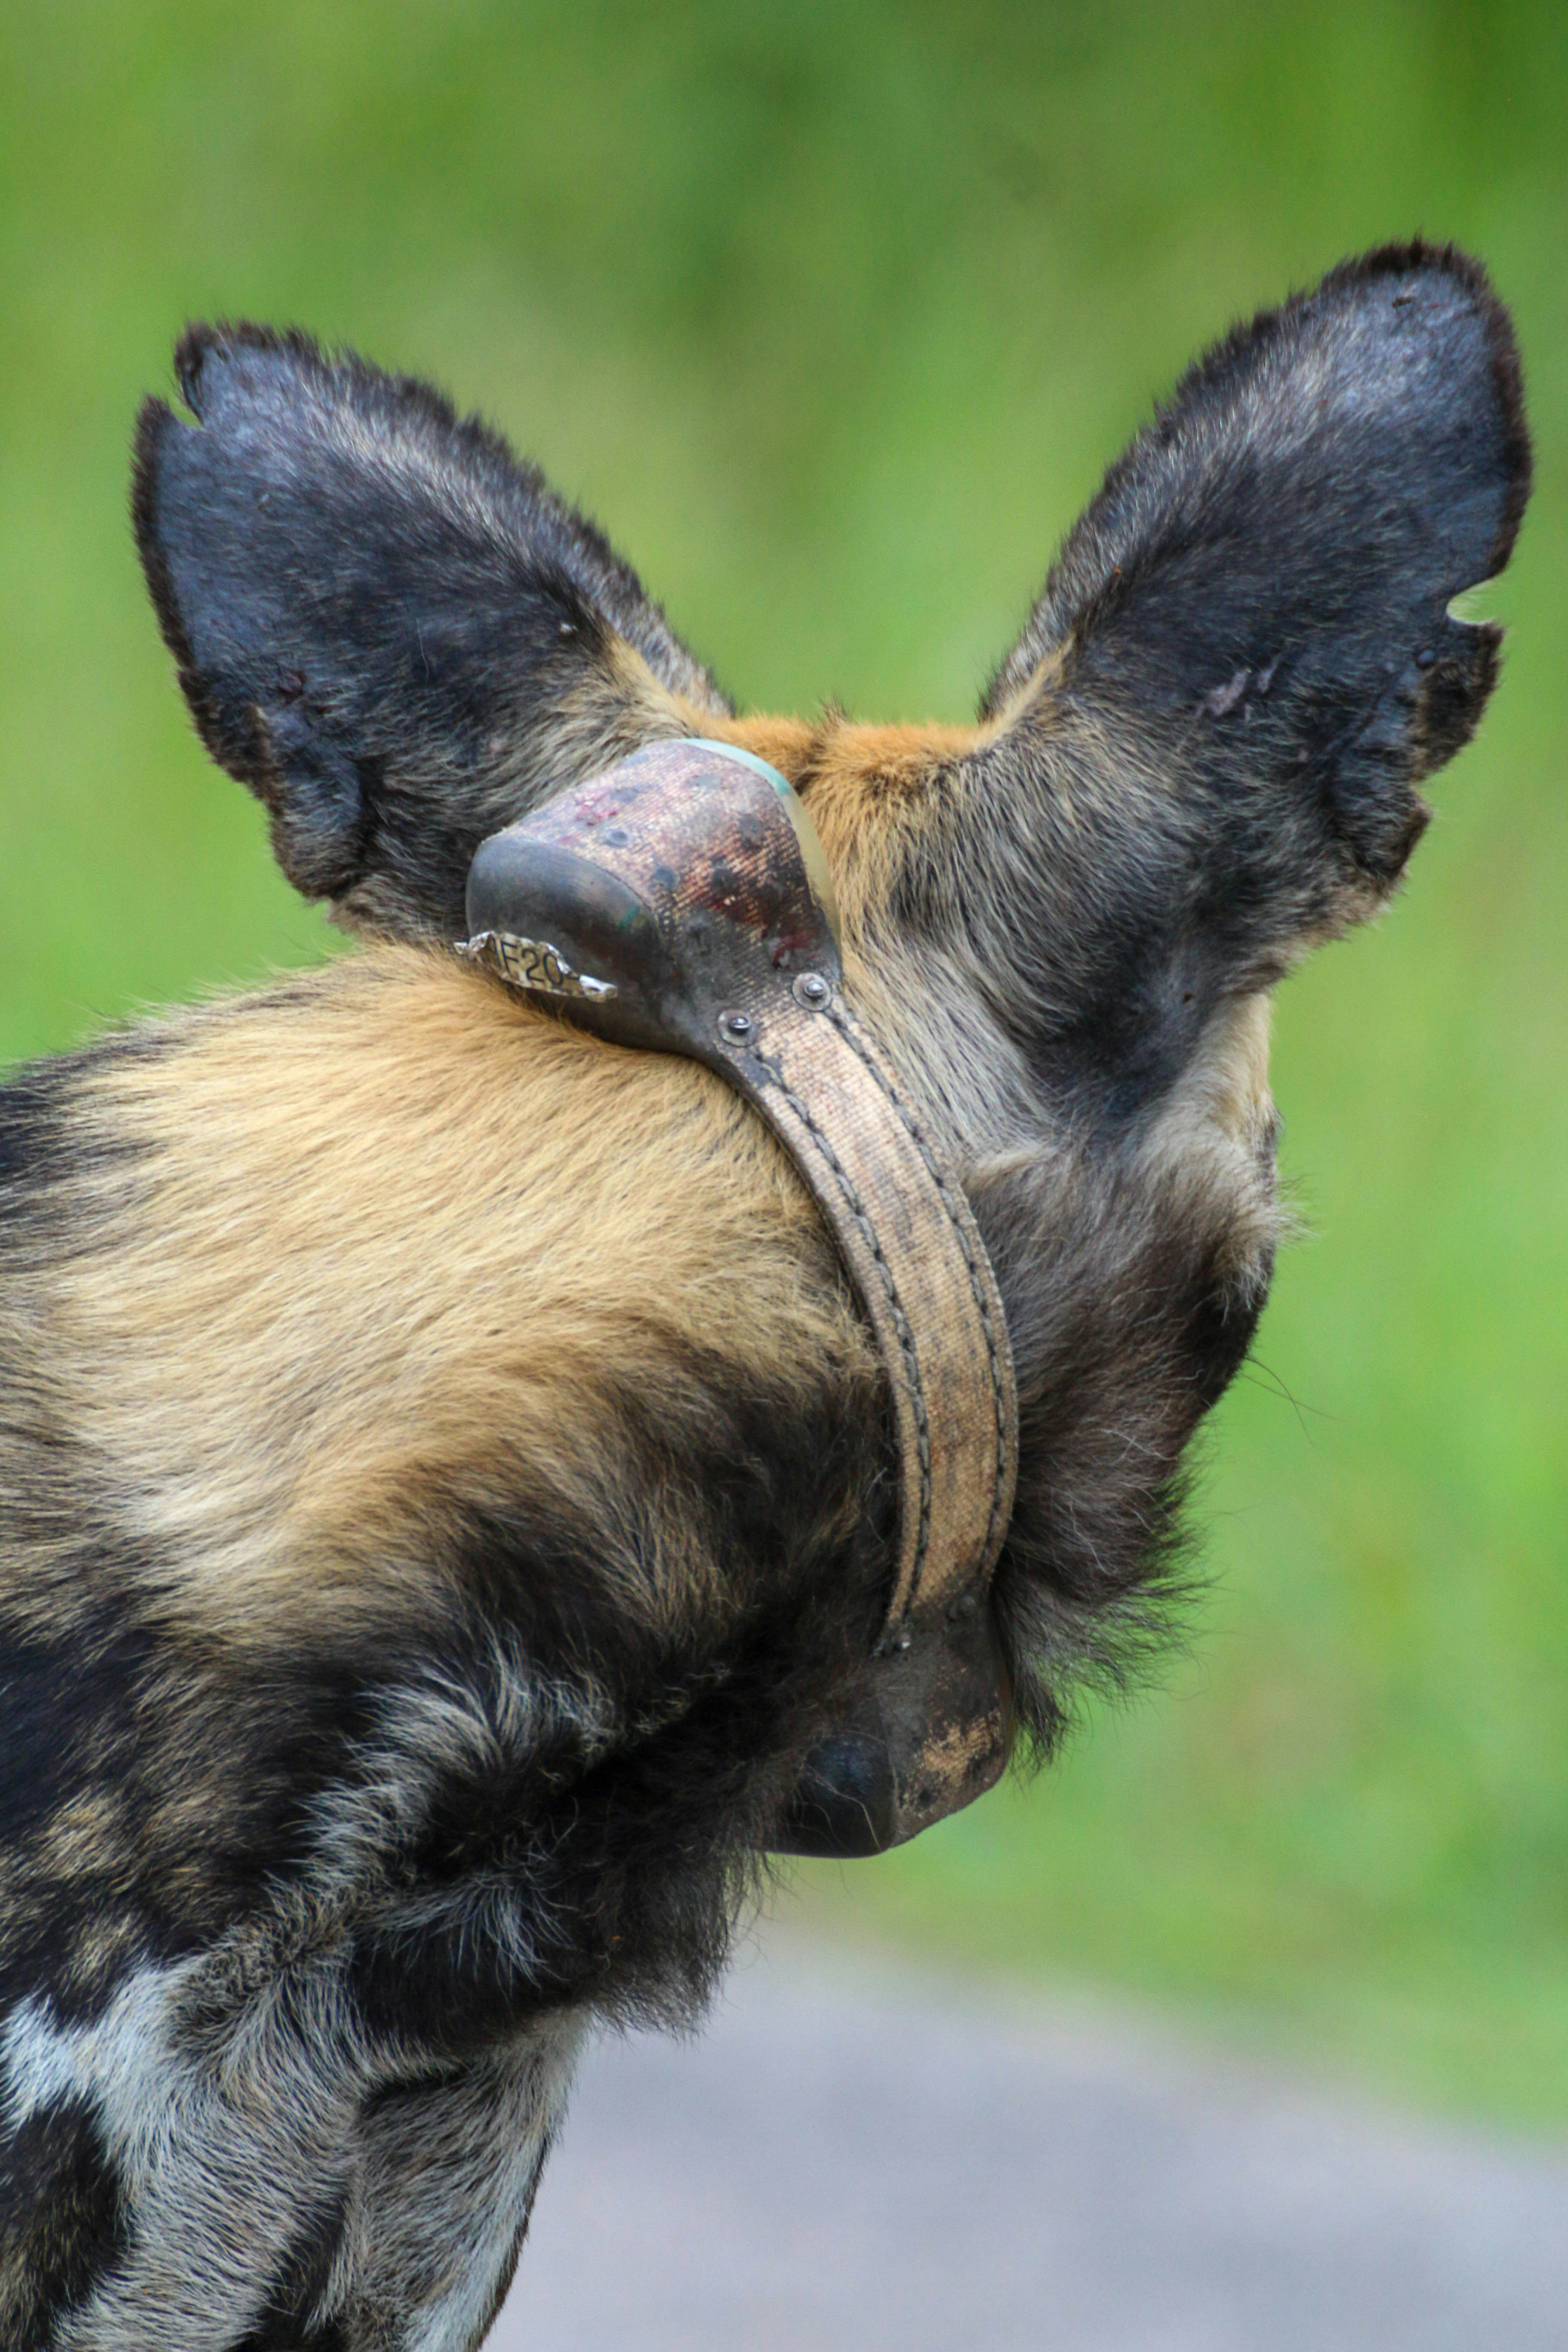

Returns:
343,1372,890,2043
133,323,730,937
230,2187,349,2351
0,1066,59,1194
0,1566,392,2022
971,1139,1278,1751
0,1031,169,1212
956,242,1531,1126
984,242,1528,766
0,2098,126,2341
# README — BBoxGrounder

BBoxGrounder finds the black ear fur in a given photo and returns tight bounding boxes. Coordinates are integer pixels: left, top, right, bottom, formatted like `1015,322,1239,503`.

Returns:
133,323,729,938
985,242,1531,893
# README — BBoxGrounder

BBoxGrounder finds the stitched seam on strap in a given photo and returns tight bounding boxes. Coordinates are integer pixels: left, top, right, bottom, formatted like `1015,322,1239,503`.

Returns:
824,1004,1013,1580
757,1064,933,1611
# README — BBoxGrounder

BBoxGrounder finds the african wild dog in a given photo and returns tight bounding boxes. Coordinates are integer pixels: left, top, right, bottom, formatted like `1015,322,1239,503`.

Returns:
0,243,1529,2347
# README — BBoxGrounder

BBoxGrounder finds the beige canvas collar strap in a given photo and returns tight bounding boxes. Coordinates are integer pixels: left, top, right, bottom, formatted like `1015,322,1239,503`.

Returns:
732,964,1017,1641
461,737,1019,1850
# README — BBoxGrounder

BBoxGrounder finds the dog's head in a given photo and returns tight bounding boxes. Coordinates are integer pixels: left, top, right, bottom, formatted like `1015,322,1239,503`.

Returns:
132,244,1528,1774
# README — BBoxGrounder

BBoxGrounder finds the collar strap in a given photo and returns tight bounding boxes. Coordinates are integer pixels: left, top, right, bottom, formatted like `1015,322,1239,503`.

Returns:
460,737,1019,1848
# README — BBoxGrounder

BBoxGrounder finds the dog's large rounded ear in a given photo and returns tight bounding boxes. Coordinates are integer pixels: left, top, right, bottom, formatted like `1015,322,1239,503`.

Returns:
983,243,1530,906
134,325,729,940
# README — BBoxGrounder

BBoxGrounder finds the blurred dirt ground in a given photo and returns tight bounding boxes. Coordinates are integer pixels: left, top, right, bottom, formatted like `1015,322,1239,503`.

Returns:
499,1934,1568,2352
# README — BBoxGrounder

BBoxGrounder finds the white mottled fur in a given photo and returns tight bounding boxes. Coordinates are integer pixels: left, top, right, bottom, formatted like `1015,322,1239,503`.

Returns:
2,1965,582,2349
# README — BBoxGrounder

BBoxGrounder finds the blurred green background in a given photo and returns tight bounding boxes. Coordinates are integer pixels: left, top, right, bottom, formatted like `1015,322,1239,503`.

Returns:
2,0,1564,2125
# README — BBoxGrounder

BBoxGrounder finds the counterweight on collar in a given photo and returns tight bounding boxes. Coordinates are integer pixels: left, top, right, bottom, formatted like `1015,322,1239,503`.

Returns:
461,738,1019,1853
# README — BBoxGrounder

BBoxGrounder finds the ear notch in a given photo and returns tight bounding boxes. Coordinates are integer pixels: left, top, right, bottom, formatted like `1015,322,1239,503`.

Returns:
133,322,729,940
985,242,1531,893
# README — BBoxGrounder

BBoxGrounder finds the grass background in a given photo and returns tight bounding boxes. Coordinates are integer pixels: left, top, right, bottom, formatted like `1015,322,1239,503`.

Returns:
2,0,1564,2125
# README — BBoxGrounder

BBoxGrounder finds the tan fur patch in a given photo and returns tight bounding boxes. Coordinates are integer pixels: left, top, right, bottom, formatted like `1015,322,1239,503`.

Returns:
1,951,874,1647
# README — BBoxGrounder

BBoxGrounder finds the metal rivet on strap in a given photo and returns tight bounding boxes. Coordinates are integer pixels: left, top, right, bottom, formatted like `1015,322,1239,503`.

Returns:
718,1010,754,1041
793,971,832,1009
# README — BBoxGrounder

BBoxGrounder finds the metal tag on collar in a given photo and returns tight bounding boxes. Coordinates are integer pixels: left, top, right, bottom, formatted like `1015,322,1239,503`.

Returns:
460,737,1017,1859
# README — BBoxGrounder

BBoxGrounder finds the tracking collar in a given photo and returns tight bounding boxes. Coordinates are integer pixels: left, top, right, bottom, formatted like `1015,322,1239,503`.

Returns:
460,737,1019,1855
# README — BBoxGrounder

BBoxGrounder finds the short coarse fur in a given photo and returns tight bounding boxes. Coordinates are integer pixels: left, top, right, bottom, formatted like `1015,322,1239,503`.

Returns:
1,244,1529,2349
